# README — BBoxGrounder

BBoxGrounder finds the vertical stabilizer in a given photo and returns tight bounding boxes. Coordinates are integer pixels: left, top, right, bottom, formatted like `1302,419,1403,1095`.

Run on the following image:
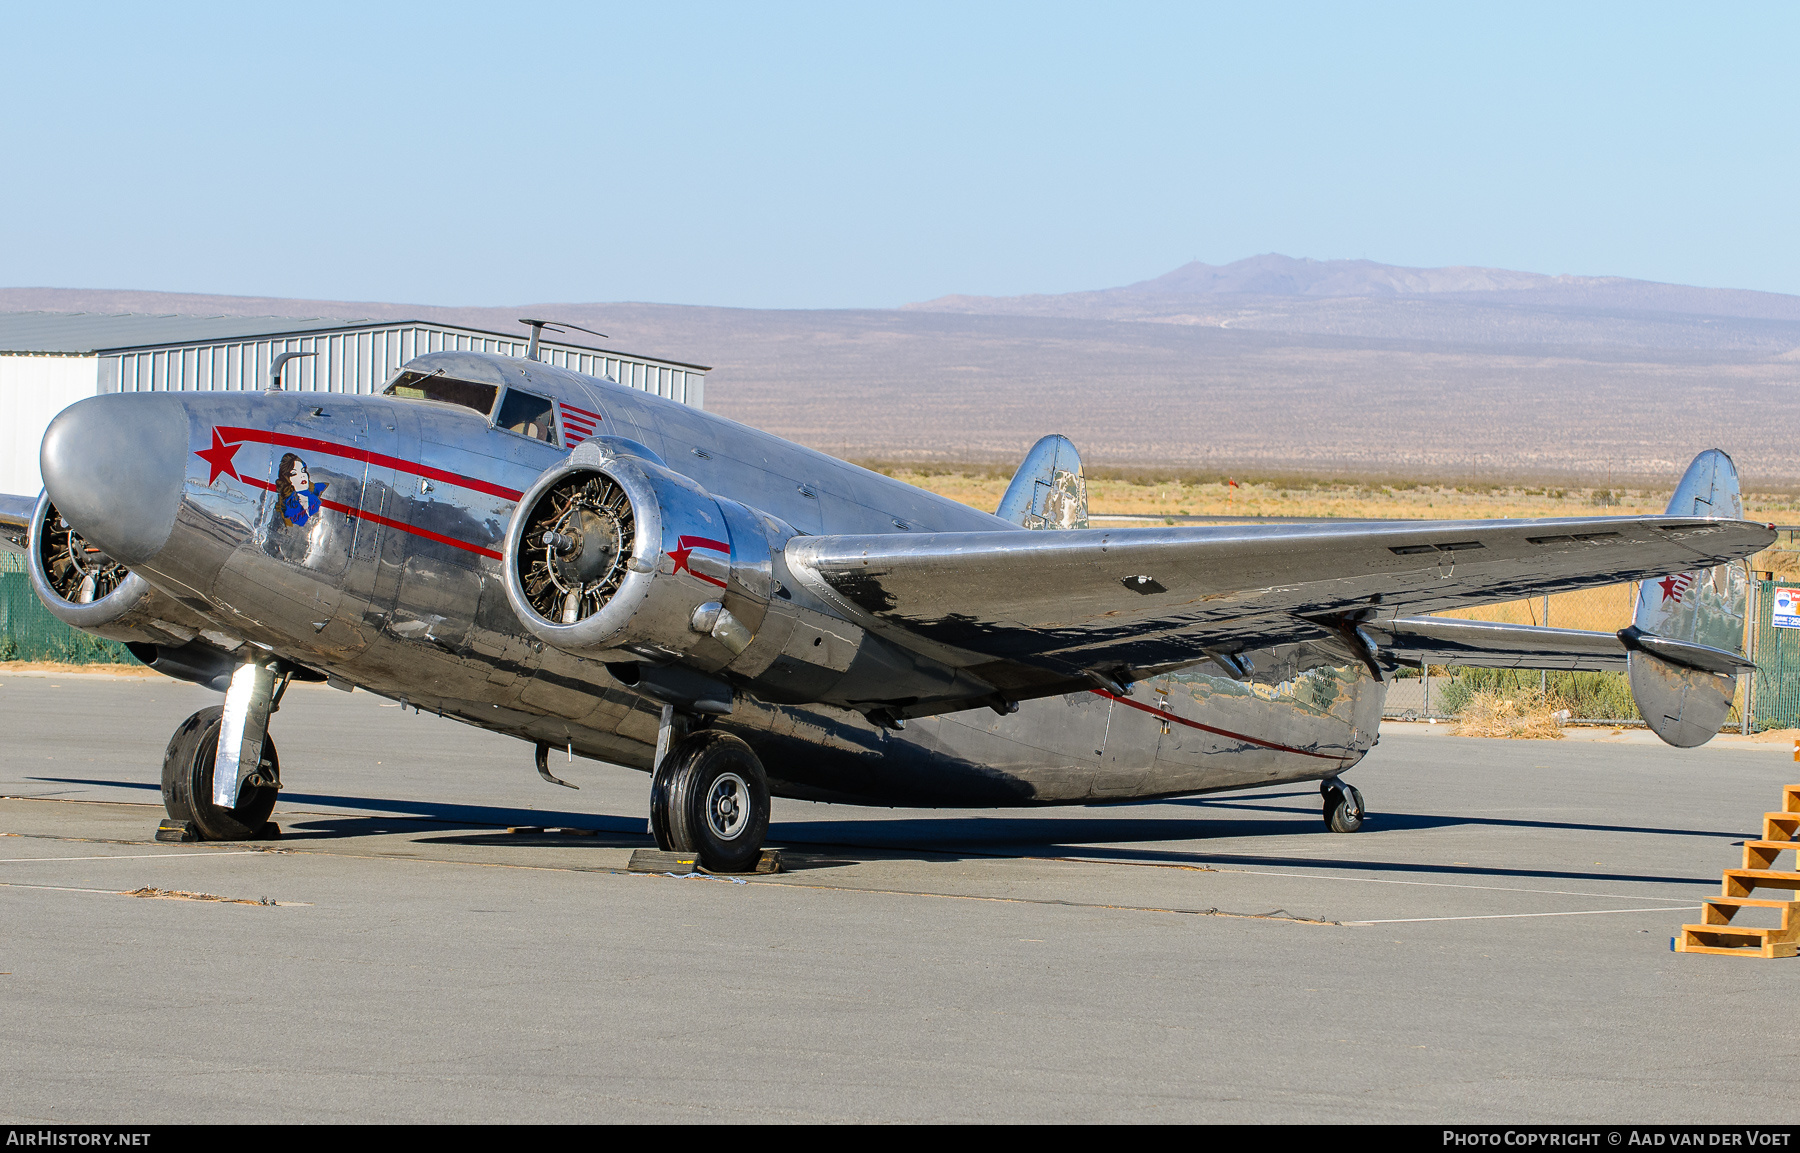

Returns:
997,434,1089,530
1628,450,1751,746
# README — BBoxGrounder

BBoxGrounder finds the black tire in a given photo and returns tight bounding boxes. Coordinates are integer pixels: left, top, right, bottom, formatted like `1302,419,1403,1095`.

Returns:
161,706,279,841
1322,785,1365,833
654,731,770,872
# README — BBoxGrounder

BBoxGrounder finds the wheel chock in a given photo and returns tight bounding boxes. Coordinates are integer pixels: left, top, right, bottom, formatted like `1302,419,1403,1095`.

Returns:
628,848,783,876
629,849,700,873
155,819,199,843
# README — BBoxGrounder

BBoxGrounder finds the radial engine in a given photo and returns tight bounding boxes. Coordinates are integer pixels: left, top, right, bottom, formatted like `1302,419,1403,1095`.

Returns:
23,493,235,687
502,443,993,719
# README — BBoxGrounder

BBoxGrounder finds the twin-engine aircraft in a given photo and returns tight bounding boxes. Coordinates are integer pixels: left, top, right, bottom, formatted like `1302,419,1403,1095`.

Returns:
0,343,1772,870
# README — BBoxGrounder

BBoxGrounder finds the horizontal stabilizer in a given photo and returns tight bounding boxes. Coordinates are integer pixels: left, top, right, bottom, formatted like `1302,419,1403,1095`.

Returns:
1618,624,1757,678
1370,616,1756,677
1369,617,1630,671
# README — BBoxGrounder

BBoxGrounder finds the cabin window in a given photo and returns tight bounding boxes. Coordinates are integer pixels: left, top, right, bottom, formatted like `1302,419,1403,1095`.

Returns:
496,388,557,443
383,370,499,417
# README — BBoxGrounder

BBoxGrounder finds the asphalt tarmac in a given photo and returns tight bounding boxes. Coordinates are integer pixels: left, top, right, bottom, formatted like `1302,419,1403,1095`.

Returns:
2,671,1796,1123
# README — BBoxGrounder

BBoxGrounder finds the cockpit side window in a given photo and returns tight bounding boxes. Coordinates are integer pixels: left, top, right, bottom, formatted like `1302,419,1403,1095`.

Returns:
383,370,500,416
496,388,558,444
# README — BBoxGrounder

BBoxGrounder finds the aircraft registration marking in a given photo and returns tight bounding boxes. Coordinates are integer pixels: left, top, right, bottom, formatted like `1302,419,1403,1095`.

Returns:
1090,689,1347,762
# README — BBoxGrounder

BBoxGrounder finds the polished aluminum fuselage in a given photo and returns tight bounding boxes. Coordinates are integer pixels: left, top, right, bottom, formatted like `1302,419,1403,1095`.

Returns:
116,359,1381,806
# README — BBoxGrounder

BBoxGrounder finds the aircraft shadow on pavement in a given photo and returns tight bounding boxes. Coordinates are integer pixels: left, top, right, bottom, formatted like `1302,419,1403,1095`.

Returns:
23,777,647,841
772,812,1720,888
26,776,1730,887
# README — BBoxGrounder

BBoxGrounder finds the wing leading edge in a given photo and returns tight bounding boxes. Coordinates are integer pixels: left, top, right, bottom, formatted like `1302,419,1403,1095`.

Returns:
785,515,1773,708
0,494,33,554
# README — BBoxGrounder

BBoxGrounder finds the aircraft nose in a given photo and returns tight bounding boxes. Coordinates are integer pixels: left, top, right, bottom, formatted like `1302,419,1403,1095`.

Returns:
39,393,190,566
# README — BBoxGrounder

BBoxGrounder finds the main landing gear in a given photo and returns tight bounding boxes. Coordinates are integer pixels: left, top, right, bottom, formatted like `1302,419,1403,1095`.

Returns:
648,708,771,873
1321,776,1365,833
159,659,286,842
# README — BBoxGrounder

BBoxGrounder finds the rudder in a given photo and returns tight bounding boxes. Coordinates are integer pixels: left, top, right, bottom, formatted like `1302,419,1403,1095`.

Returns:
1628,450,1752,746
997,434,1089,530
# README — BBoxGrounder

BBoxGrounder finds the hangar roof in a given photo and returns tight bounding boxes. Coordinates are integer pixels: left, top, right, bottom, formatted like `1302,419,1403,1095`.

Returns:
0,313,708,371
0,312,366,355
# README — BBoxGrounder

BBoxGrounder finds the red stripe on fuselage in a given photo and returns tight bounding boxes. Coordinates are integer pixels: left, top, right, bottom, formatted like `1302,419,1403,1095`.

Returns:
216,426,523,501
1090,689,1348,762
240,477,504,561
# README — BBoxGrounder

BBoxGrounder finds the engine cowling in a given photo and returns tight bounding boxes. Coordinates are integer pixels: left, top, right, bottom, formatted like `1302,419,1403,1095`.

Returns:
25,492,208,646
502,444,770,673
503,443,1005,721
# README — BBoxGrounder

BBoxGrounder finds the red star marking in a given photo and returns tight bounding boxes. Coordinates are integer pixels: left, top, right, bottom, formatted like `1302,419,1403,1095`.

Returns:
195,428,243,484
667,535,730,589
1657,574,1684,602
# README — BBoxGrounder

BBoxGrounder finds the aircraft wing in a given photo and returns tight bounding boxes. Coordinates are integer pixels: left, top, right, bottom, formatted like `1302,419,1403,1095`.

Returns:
0,494,32,554
785,516,1772,707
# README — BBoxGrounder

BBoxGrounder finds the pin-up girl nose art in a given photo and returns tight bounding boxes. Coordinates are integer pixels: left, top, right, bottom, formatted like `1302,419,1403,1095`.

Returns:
276,453,327,527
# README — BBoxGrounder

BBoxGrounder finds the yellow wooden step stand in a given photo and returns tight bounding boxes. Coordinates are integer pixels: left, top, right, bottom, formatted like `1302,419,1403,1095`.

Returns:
1676,772,1800,959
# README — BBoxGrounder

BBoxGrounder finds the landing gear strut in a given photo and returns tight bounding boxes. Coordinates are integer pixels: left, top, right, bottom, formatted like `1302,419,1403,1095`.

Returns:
159,656,285,841
161,706,280,840
649,721,771,873
1321,776,1365,833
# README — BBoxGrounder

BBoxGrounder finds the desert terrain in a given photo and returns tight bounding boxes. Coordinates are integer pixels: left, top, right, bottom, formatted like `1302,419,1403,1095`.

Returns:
8,254,1800,485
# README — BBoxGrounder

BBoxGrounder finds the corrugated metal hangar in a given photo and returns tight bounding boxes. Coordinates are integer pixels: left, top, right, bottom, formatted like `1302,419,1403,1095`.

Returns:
0,313,709,496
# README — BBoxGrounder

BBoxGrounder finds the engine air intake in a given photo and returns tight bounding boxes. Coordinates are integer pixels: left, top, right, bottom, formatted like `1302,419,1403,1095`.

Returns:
39,501,129,606
516,472,637,626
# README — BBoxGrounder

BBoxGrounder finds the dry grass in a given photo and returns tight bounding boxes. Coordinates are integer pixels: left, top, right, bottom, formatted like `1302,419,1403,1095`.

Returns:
1450,688,1568,739
124,888,277,906
1733,727,1800,744
877,470,1691,521
0,661,157,677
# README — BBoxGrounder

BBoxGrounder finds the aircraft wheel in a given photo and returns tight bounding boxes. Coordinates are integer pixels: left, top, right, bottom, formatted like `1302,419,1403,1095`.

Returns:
1321,781,1365,833
652,732,770,872
161,706,279,841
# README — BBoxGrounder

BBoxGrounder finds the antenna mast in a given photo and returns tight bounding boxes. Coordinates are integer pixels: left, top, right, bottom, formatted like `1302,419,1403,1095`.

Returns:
518,318,609,363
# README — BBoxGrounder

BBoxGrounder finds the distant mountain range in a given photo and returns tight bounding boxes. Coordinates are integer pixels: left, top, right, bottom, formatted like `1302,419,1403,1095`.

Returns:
916,253,1800,322
7,254,1800,485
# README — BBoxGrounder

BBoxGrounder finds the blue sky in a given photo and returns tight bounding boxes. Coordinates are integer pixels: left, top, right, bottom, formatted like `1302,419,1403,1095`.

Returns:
2,2,1795,308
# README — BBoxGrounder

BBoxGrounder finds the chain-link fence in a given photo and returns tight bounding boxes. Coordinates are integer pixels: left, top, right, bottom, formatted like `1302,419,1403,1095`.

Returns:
1745,579,1800,731
0,552,136,664
1385,583,1652,724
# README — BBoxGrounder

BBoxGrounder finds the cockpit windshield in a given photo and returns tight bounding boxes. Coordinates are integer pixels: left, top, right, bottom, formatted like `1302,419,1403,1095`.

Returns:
383,370,499,417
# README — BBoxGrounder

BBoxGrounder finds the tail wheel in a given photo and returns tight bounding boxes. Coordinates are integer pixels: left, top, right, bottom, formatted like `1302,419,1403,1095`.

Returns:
161,706,279,841
1322,783,1365,833
652,731,770,872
